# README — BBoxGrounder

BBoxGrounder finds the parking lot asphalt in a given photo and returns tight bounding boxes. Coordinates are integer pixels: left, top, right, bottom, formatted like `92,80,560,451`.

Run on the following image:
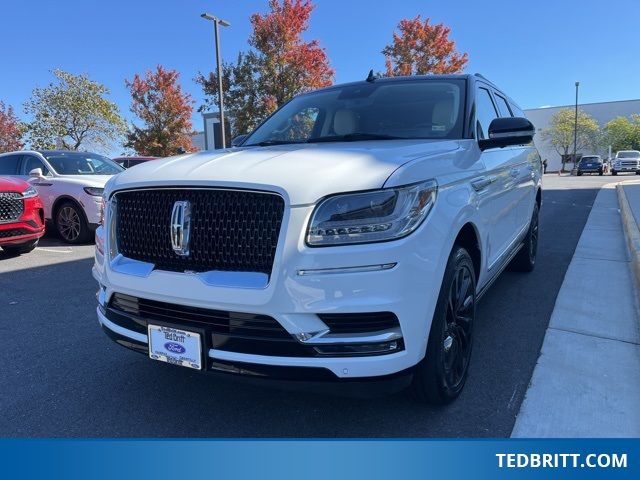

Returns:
0,174,618,437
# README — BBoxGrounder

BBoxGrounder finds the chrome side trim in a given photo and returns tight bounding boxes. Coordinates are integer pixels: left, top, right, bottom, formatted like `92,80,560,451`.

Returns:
487,222,529,271
297,263,397,276
296,327,402,345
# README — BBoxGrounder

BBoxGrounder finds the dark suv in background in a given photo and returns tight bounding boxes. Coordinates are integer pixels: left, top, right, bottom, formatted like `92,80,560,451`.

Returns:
577,155,605,176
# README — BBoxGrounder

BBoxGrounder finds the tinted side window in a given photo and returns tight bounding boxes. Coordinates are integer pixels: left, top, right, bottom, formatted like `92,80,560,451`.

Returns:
20,155,51,176
494,94,513,117
509,102,526,118
475,87,499,140
0,154,22,175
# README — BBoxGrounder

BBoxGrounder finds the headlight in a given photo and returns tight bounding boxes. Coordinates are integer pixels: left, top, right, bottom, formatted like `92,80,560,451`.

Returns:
307,180,437,246
22,186,38,198
84,187,104,196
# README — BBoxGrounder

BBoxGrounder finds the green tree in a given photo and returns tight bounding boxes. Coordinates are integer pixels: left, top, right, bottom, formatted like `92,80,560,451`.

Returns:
24,69,126,152
541,109,600,171
602,115,640,153
197,0,333,138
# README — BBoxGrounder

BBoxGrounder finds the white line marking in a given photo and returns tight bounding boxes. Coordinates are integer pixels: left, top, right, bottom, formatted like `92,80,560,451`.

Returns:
36,248,73,253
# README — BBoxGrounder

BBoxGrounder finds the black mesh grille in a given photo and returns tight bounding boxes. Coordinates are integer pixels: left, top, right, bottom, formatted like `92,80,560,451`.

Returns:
0,228,29,239
0,193,24,222
115,188,284,275
317,312,400,334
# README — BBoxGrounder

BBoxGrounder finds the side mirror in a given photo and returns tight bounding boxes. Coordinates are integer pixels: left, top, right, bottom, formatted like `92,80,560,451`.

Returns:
29,168,44,178
478,117,535,151
231,134,249,147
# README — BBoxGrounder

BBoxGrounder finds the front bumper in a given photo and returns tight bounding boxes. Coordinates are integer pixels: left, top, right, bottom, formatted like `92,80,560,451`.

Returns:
0,199,45,246
97,307,413,396
94,199,452,380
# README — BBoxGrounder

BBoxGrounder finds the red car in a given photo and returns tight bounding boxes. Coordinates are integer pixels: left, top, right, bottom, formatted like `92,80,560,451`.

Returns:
0,176,45,254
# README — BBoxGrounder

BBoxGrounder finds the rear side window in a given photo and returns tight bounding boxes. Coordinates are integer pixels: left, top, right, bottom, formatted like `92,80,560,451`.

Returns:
509,102,526,118
494,94,513,117
0,154,22,175
475,87,499,140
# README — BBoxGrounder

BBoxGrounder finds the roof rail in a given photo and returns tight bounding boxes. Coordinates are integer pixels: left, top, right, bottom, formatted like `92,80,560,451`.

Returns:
474,73,488,80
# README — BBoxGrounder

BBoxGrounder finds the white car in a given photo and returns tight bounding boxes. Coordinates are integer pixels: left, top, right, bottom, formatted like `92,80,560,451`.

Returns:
0,150,124,243
94,74,542,404
611,150,640,176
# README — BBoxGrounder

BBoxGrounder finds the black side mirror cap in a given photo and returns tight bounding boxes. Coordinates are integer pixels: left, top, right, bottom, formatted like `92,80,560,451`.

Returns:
231,134,249,147
478,117,535,151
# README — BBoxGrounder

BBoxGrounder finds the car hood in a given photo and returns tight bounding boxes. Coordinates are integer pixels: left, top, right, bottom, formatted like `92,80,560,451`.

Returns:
106,140,462,205
0,176,29,193
55,175,114,188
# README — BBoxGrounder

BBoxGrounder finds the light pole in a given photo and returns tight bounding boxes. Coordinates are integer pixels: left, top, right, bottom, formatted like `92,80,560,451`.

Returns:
572,81,580,172
201,12,230,149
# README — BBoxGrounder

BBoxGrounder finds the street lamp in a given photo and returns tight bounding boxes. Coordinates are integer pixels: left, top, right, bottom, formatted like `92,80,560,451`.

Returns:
201,12,231,149
572,81,580,172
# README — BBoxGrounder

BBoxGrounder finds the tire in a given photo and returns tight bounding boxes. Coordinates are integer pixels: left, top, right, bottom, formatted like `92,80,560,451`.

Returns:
577,171,583,176
599,169,603,176
612,170,617,176
509,202,539,273
55,201,90,244
2,239,39,255
411,246,476,405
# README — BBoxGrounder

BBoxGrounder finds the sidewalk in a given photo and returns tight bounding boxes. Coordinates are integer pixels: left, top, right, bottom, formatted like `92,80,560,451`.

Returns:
512,180,640,437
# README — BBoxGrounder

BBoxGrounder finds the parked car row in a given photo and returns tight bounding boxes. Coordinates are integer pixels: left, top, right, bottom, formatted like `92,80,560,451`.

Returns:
0,151,127,253
575,151,640,176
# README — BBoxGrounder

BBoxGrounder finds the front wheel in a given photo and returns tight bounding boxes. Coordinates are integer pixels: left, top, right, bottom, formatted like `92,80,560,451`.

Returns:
612,170,617,176
509,202,539,272
411,246,476,404
55,201,90,244
577,171,583,176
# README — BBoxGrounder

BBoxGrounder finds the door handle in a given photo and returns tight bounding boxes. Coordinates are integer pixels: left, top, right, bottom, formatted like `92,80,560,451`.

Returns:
471,176,495,192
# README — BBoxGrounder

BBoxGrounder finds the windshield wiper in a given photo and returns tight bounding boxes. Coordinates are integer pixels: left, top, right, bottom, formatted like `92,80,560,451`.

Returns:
307,132,407,143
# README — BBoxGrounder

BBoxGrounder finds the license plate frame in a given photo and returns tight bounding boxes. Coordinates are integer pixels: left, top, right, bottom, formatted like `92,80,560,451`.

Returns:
148,324,203,370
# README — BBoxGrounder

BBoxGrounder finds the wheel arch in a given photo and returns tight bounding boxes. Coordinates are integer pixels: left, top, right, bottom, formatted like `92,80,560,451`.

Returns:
453,222,481,281
51,195,89,225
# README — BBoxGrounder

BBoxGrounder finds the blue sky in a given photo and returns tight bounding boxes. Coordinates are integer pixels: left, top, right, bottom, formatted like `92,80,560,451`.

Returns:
1,0,639,136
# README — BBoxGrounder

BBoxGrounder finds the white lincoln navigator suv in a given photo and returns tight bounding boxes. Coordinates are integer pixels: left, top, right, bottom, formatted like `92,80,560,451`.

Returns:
93,74,541,404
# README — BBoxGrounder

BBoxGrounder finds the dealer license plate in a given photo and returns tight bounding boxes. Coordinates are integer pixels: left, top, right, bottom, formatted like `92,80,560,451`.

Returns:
148,325,202,370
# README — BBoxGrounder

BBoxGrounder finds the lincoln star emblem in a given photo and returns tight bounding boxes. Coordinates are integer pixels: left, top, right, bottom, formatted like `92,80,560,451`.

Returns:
170,200,191,256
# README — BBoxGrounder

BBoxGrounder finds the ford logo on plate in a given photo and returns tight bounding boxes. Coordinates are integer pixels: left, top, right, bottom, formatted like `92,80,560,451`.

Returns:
164,342,186,354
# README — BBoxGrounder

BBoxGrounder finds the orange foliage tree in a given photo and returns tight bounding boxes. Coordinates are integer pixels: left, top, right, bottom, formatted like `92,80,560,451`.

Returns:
383,16,468,76
126,66,194,156
197,0,333,137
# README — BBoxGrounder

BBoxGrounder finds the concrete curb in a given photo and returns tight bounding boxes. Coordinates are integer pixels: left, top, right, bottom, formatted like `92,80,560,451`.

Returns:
616,184,640,291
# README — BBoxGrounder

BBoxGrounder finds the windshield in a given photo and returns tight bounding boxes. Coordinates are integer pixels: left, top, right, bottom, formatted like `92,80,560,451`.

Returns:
42,152,124,175
243,79,466,146
617,151,640,159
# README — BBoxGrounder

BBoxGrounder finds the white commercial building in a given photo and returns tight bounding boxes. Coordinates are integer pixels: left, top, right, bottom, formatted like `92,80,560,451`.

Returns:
525,99,640,172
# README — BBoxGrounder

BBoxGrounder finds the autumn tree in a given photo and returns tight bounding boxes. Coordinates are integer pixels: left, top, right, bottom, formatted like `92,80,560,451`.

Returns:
0,102,24,153
126,65,194,157
541,109,600,171
602,115,640,152
383,16,468,76
197,0,334,137
24,70,125,152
